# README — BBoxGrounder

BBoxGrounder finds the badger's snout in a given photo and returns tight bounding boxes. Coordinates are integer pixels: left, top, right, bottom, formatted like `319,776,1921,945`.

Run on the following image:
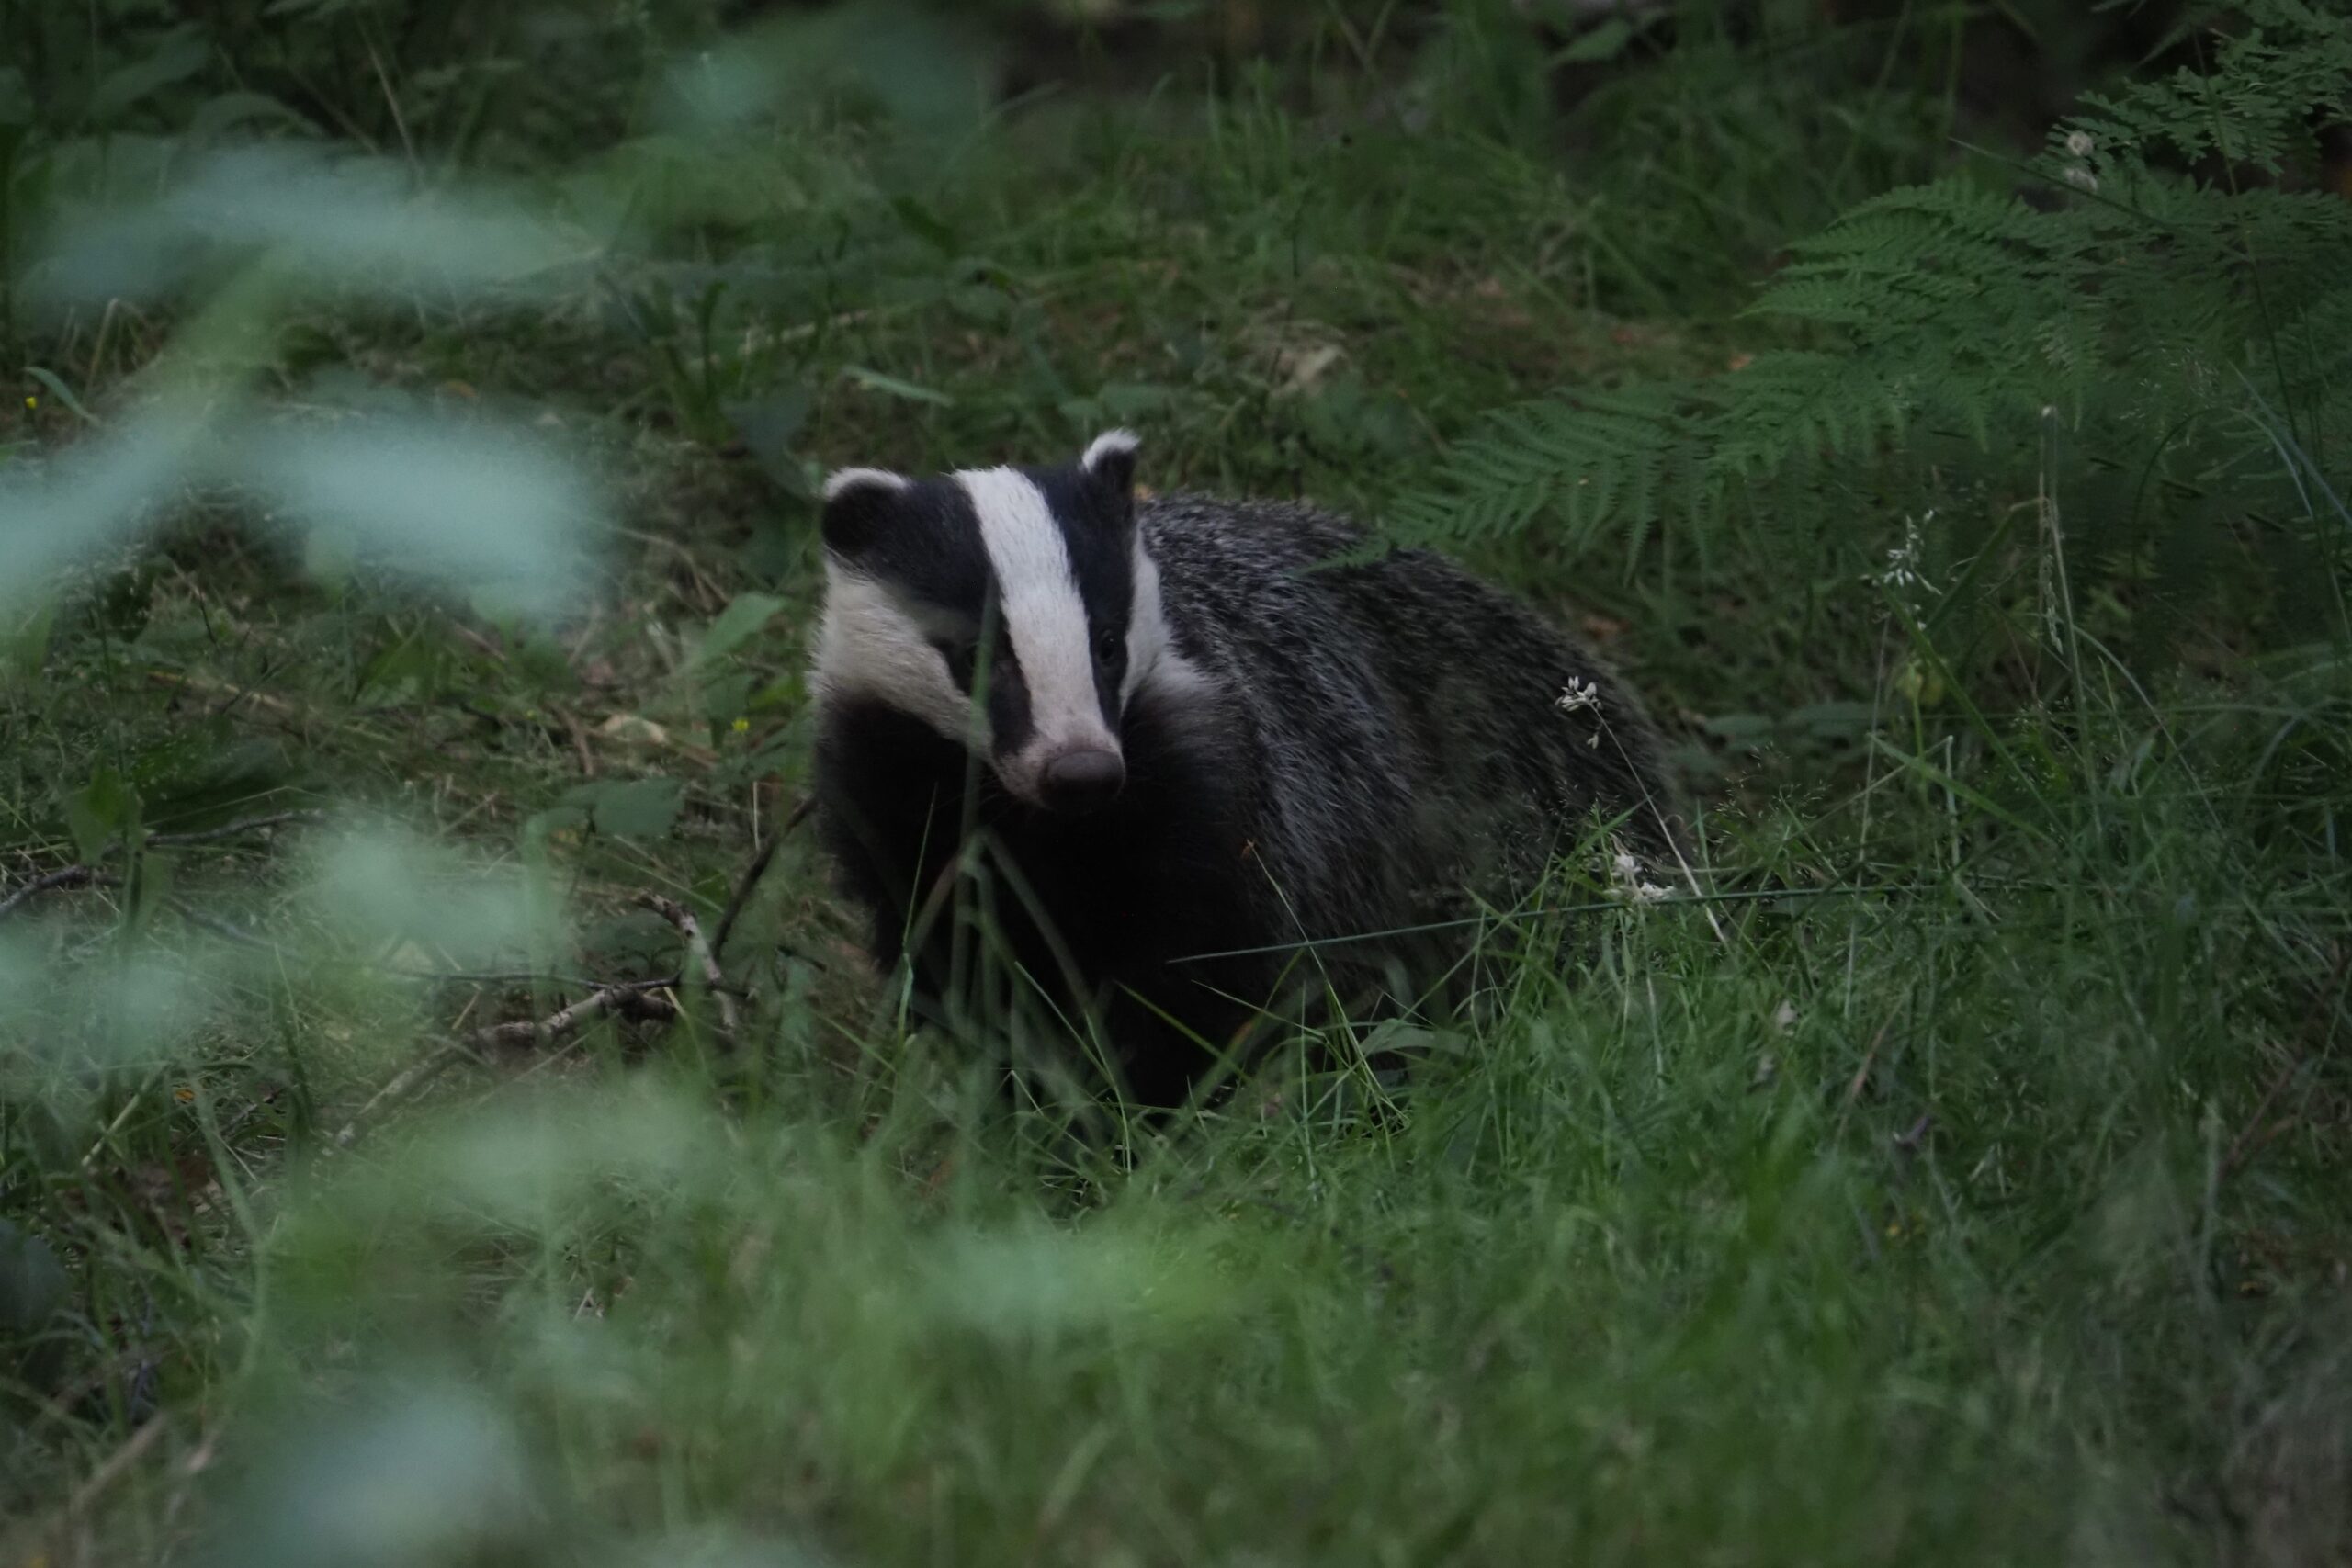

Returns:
1037,746,1125,814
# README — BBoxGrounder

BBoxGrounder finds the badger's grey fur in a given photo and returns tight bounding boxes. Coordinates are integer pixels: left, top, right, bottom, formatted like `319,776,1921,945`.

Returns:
809,431,1683,1106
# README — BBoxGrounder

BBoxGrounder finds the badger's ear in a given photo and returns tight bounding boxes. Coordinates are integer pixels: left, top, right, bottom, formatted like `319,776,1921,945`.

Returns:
1080,428,1139,500
820,467,910,558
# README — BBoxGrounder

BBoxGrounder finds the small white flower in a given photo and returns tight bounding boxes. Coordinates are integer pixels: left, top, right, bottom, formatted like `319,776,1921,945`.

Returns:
1556,677,1601,716
2064,130,2095,158
1604,844,1674,905
1877,511,1937,602
1552,677,1609,719
2063,164,2098,194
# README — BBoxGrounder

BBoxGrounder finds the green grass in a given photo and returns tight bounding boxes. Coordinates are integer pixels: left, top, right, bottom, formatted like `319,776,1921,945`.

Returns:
4,6,2350,1564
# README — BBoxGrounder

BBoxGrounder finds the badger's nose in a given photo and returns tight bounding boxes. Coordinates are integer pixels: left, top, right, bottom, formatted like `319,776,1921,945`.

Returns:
1040,748,1126,814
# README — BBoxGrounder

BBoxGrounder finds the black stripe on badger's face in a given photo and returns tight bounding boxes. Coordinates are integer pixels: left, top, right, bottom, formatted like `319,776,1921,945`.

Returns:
813,434,1159,814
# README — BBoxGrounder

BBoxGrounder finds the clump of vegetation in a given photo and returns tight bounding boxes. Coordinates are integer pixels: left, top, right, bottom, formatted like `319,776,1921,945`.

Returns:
2,3,2347,1564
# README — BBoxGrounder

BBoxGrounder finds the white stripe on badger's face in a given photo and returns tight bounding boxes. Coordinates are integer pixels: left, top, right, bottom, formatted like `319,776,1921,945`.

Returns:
810,563,978,747
955,467,1122,803
1124,542,1208,705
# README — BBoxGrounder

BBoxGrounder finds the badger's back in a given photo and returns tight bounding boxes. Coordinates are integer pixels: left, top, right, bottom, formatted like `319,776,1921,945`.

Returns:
1143,493,1679,947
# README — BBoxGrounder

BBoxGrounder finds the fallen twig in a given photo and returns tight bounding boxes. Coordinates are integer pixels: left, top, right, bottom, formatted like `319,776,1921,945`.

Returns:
560,707,596,778
146,668,302,722
1844,1022,1892,1107
0,865,118,920
2,811,324,921
143,808,327,849
472,981,679,1050
332,973,690,1148
169,900,275,950
639,893,738,1038
333,1035,483,1147
335,979,680,1145
61,1412,169,1523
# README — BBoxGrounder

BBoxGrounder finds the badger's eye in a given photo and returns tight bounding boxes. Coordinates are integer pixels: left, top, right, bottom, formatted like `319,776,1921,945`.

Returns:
934,638,979,689
1091,626,1125,666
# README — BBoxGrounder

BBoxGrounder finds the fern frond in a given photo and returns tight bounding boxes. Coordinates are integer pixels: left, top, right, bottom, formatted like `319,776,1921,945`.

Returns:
1391,0,2352,646
1385,383,1712,559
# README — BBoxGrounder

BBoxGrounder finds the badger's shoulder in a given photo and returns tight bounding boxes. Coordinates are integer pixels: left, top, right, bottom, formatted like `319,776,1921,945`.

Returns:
1134,492,1385,665
1136,487,1683,854
1135,491,1562,678
1137,491,1365,576
1138,490,1530,606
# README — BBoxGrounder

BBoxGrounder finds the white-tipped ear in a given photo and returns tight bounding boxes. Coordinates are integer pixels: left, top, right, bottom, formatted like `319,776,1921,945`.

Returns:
1080,429,1140,475
823,466,910,502
820,467,911,558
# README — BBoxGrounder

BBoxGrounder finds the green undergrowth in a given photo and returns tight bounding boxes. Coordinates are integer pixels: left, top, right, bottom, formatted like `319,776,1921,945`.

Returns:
3,3,2349,1564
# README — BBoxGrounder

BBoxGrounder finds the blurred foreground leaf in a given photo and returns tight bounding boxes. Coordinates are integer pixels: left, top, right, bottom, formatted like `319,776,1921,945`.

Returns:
27,142,586,313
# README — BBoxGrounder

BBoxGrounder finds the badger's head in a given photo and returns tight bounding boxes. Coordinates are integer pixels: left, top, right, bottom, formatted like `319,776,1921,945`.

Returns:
810,430,1198,816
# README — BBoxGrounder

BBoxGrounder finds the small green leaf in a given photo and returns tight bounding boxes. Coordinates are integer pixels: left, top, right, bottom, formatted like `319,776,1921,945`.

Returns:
891,196,958,255
689,592,787,675
65,769,139,860
1789,702,1876,739
948,285,1012,326
1554,17,1638,65
842,367,954,406
1702,714,1776,747
355,633,451,706
571,778,684,840
2,602,55,685
724,389,814,496
0,1218,68,1385
87,26,210,124
23,367,96,425
522,804,592,852
90,559,157,640
187,90,309,141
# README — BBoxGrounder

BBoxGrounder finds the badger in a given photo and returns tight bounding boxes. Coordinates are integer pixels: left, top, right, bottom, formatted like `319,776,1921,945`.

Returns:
808,430,1684,1107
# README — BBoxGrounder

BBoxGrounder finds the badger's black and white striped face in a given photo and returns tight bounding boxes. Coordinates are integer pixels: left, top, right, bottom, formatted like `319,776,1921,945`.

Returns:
812,430,1198,814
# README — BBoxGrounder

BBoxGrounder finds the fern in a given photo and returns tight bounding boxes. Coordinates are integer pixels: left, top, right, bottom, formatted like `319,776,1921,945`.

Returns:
2070,0,2352,175
1387,384,1714,568
1394,0,2352,648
